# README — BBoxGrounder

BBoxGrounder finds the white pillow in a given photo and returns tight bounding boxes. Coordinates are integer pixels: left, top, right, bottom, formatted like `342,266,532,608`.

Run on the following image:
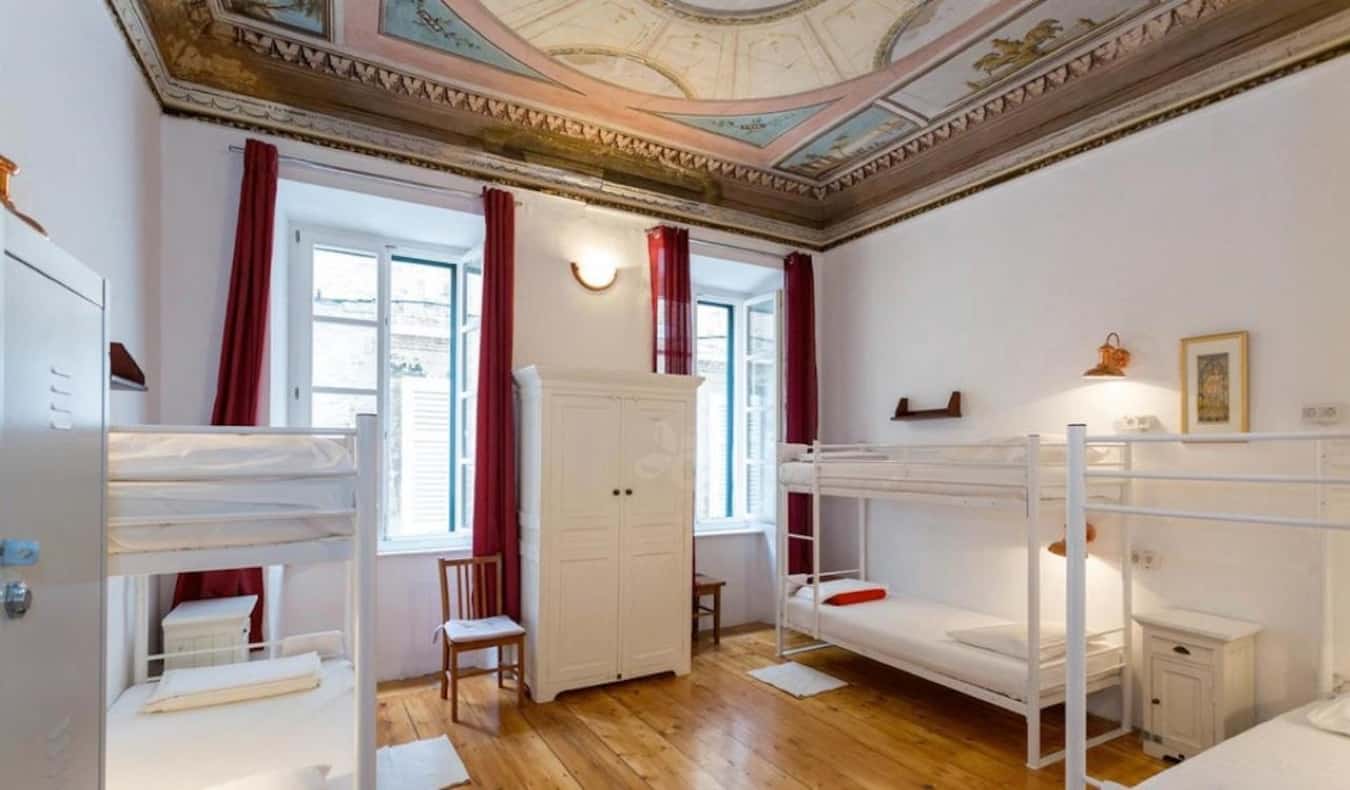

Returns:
281,630,345,660
142,652,322,713
207,765,331,790
1308,695,1350,737
793,579,887,603
948,623,1073,661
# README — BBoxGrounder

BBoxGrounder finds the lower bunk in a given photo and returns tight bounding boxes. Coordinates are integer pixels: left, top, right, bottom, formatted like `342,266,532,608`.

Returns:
1120,698,1350,789
781,589,1129,768
106,657,357,789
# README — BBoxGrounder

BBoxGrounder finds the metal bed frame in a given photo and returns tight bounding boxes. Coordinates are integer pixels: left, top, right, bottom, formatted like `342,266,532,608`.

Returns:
775,435,1133,769
1063,427,1350,790
105,416,379,790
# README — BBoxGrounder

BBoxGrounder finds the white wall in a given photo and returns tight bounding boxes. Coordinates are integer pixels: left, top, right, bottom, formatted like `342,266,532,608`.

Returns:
158,117,785,679
818,54,1350,721
0,3,162,706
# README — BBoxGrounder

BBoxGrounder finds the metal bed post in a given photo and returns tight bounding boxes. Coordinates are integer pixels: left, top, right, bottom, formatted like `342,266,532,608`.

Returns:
812,440,822,639
132,574,151,684
1065,425,1089,790
1025,434,1042,769
776,446,789,657
1318,439,1334,697
1121,442,1135,738
354,414,379,790
858,498,868,580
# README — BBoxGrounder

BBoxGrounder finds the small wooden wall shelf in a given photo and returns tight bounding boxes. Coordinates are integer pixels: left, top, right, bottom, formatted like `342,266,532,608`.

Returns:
892,391,962,421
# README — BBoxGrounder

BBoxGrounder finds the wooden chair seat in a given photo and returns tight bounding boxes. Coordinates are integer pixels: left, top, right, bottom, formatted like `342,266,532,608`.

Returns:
438,554,526,722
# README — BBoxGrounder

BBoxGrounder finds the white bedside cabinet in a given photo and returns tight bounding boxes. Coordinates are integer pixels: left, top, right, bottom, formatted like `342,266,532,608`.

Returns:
162,595,258,671
1134,609,1262,761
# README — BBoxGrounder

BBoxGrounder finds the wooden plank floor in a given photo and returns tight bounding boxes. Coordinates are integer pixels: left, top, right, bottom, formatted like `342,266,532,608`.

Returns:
377,625,1167,789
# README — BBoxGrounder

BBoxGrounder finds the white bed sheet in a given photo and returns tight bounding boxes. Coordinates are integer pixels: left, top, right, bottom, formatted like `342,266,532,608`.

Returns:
785,595,1121,701
107,477,355,553
106,659,356,790
1134,701,1350,789
109,432,353,481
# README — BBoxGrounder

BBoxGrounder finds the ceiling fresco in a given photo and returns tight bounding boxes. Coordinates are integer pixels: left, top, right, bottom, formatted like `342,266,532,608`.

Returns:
113,0,1350,246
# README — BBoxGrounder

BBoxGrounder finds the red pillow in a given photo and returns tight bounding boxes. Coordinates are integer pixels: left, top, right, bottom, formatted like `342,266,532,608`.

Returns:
826,588,887,606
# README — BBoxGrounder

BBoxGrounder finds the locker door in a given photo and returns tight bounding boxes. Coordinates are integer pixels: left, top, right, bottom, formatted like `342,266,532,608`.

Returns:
547,393,623,688
0,245,106,788
618,396,691,678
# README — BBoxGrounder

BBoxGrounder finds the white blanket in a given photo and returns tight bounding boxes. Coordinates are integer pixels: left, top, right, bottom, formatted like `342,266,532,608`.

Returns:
143,652,322,713
109,431,354,480
108,659,356,790
1136,700,1350,788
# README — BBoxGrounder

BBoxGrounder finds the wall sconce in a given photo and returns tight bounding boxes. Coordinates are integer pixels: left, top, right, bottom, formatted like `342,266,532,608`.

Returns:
570,259,618,292
1083,332,1131,379
1048,523,1097,557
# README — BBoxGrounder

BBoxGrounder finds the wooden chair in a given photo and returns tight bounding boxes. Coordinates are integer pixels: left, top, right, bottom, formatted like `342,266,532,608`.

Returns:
437,554,525,722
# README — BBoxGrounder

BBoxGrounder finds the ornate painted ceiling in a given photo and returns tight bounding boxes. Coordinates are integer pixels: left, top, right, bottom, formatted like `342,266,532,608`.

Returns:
110,0,1350,247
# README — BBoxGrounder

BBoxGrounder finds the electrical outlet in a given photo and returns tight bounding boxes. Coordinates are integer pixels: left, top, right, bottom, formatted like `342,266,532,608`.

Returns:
1303,403,1344,425
1131,549,1160,570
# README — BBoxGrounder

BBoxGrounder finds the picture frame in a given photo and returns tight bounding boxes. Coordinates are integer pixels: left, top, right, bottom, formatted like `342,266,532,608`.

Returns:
1180,331,1249,435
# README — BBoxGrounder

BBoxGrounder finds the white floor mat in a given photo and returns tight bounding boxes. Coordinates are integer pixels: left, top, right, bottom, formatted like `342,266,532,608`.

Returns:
377,736,469,789
748,662,847,698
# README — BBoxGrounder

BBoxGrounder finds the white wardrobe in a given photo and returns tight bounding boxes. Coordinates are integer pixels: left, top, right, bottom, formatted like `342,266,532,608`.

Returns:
515,366,699,703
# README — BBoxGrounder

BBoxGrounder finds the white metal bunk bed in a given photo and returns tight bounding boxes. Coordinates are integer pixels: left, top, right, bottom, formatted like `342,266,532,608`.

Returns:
103,417,378,790
776,435,1135,768
1063,427,1350,790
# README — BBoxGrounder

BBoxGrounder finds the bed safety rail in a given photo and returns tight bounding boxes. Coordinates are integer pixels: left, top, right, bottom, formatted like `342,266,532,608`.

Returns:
1063,427,1350,790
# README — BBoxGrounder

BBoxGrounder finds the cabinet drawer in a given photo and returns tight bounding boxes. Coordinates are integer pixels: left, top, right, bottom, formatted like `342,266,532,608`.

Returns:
1149,634,1214,666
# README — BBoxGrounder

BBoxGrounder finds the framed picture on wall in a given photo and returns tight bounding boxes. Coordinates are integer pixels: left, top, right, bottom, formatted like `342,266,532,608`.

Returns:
1180,331,1249,434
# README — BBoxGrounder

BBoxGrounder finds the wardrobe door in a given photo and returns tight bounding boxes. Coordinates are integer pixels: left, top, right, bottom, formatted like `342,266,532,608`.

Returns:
619,396,691,678
547,393,623,688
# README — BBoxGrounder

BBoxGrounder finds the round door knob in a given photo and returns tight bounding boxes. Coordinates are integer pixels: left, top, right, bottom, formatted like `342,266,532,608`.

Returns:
625,489,633,496
612,489,620,496
1151,698,1161,705
4,581,32,618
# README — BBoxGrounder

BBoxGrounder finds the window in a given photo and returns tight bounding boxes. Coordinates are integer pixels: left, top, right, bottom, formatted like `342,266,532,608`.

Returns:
291,227,479,551
696,301,734,520
694,292,779,532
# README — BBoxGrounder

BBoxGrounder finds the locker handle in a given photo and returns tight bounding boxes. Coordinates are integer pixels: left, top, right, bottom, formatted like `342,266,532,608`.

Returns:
1172,645,1191,656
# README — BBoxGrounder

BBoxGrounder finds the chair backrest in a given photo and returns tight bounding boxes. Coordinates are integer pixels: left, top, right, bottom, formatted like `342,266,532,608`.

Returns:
438,553,504,622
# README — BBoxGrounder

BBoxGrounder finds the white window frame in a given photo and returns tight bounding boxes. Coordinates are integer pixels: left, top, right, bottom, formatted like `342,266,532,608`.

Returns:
288,224,476,554
694,288,780,535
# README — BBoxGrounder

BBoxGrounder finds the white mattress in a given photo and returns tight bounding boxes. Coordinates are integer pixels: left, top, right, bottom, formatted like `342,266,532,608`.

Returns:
106,659,356,790
108,432,354,480
1134,701,1350,789
106,431,356,554
784,594,1121,701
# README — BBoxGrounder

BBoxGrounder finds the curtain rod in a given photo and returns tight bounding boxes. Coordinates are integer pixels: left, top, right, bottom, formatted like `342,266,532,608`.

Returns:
227,144,491,202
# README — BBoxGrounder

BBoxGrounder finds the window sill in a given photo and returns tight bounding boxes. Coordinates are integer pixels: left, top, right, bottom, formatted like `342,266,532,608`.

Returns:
695,522,772,538
378,539,472,558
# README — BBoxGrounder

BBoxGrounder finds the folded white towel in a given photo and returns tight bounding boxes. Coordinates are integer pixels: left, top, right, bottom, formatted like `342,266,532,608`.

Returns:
1308,695,1350,736
440,615,525,643
142,652,322,713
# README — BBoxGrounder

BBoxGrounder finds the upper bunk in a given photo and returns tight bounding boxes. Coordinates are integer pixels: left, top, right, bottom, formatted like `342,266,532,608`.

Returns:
105,424,365,577
778,436,1128,509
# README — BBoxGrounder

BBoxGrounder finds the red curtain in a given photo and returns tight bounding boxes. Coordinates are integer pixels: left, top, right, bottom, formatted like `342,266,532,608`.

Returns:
173,138,279,643
646,226,692,375
472,188,520,621
784,252,818,576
